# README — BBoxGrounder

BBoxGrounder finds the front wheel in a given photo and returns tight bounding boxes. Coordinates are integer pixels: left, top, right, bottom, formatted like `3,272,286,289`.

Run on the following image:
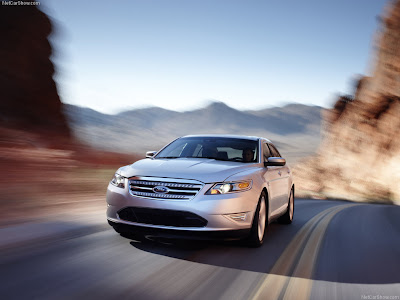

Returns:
278,188,294,224
246,191,268,247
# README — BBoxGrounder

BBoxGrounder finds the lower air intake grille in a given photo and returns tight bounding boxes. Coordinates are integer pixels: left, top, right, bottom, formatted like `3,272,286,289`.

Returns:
117,207,208,227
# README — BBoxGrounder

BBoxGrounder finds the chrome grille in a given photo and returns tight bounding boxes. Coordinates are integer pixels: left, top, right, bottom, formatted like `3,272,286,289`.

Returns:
128,177,203,200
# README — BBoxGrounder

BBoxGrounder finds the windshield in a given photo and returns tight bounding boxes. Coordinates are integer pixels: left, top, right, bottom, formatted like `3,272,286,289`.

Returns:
155,137,259,163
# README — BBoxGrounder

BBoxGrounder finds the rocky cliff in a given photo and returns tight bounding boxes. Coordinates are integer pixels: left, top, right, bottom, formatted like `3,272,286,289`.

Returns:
294,0,400,204
0,5,71,143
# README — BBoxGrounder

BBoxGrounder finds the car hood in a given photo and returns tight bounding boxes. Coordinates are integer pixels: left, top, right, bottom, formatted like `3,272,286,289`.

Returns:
118,158,259,183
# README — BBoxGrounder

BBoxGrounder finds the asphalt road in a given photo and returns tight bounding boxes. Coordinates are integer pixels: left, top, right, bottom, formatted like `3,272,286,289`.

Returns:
1,199,399,300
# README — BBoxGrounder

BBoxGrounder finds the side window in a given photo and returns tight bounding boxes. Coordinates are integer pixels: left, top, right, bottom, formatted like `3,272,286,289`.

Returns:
268,144,281,157
263,143,271,161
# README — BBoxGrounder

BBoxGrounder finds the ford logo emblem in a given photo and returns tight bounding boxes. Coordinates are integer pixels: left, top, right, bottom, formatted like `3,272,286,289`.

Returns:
153,186,169,194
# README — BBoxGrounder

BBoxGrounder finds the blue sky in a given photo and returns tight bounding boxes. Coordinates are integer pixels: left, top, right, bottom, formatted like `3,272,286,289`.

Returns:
42,0,388,113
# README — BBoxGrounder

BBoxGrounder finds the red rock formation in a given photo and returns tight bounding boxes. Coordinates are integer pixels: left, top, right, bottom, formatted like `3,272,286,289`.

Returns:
294,0,400,204
0,5,70,140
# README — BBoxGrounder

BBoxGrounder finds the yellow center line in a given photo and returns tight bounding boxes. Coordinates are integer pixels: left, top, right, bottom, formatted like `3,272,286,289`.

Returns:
251,203,357,300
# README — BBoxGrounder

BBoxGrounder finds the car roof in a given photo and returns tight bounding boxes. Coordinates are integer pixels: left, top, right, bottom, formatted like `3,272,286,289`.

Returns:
181,134,272,143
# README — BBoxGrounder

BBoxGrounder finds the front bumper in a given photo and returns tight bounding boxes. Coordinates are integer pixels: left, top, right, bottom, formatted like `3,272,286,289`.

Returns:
108,220,250,241
106,179,260,235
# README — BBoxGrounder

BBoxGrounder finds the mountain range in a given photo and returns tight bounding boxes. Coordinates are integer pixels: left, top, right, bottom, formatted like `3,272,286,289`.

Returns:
64,102,324,165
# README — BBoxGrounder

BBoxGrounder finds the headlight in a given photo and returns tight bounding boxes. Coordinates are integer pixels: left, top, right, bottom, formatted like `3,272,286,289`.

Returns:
110,173,125,188
206,180,252,195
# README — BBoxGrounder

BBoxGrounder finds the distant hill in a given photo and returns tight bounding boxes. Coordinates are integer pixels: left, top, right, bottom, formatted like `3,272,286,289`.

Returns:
63,102,324,165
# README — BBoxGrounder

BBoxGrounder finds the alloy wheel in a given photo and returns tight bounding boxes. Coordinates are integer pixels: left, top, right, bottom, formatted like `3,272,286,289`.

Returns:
258,196,266,240
289,191,294,221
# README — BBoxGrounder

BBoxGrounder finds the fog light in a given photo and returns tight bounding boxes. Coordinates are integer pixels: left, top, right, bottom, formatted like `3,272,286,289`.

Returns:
226,212,248,222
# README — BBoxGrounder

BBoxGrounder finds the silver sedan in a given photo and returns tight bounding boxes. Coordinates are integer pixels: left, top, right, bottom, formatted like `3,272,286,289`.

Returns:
106,135,294,247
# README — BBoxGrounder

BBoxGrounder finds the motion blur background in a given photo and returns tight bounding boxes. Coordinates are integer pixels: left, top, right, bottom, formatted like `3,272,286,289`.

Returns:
0,0,399,229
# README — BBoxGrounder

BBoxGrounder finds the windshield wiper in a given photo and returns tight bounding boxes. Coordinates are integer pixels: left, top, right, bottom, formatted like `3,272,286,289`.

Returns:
157,156,229,161
183,156,229,161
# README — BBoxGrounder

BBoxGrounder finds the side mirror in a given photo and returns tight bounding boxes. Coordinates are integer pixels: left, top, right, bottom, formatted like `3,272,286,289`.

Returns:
146,151,157,158
264,157,286,167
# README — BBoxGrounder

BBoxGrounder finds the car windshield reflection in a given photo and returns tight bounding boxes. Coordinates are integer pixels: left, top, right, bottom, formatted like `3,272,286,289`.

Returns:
155,137,258,163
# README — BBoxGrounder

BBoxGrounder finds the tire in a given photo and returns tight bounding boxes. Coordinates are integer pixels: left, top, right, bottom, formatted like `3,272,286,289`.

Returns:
246,191,268,247
278,187,294,224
